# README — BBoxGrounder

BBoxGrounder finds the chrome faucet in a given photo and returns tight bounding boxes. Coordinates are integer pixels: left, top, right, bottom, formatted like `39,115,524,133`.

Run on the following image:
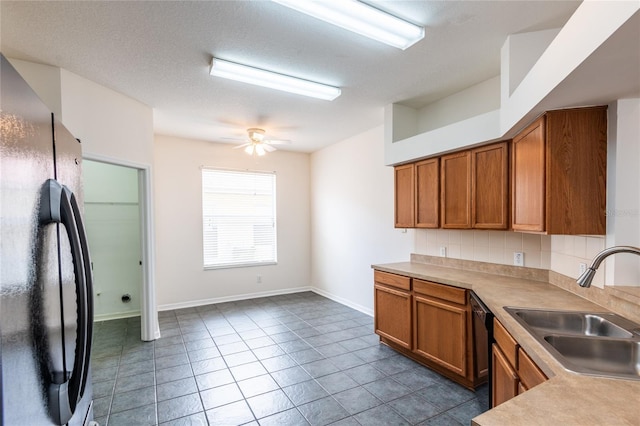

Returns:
576,246,640,287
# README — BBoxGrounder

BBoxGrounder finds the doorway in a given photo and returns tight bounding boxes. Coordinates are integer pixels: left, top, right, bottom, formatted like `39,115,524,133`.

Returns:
82,156,157,341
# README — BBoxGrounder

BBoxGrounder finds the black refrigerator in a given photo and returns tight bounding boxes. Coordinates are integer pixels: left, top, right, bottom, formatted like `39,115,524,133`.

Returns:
1,55,94,425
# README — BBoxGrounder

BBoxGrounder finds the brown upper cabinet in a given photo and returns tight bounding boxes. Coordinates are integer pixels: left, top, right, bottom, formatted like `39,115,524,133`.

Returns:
394,163,414,228
395,141,508,230
511,106,607,234
472,142,509,229
441,142,509,229
441,151,472,228
415,158,440,228
393,105,606,234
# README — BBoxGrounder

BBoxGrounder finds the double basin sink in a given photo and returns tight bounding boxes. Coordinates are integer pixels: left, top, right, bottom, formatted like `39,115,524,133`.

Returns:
505,307,640,380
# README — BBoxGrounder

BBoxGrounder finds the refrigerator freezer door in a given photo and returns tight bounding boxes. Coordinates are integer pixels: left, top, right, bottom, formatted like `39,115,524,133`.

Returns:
1,54,59,425
1,55,93,425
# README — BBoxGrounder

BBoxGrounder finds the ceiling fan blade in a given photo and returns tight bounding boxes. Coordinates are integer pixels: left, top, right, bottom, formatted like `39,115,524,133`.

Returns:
265,139,292,145
233,143,251,149
263,144,277,152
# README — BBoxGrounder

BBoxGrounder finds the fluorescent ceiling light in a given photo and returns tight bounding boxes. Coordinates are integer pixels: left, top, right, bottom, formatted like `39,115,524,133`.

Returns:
273,0,424,50
210,58,341,101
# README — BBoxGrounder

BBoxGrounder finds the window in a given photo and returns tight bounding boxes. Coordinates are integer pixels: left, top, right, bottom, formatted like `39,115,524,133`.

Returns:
202,168,277,269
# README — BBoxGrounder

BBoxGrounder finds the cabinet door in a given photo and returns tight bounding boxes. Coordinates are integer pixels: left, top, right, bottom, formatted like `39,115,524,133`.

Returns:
413,294,467,376
511,117,545,232
441,151,471,229
472,142,509,229
415,158,439,228
394,164,415,228
518,348,547,390
492,344,519,407
374,284,412,349
545,107,607,235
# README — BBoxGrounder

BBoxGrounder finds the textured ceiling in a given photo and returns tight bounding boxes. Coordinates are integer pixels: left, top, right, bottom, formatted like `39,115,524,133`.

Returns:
1,1,581,153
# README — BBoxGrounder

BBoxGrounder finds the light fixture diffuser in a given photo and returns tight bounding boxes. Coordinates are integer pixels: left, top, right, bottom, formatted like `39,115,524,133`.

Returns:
210,58,341,101
273,0,424,50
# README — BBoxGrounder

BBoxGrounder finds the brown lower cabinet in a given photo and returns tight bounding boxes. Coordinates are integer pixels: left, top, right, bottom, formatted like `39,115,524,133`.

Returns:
492,318,548,407
373,272,412,349
373,270,483,389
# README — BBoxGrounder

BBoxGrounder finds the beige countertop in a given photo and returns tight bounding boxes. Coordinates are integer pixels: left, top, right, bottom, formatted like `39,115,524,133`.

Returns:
371,260,640,426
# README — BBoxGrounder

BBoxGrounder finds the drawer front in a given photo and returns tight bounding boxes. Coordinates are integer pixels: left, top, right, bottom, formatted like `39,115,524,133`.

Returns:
518,347,547,390
494,318,518,368
414,279,466,305
374,270,411,291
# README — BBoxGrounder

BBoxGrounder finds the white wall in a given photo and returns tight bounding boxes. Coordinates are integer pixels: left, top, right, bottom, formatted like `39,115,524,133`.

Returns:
7,59,63,117
59,70,154,165
605,98,640,286
418,76,501,133
7,58,154,166
310,126,414,314
154,134,310,309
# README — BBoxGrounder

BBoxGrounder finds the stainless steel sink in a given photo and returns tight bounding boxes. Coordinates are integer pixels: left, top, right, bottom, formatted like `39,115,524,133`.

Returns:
504,307,640,380
506,308,634,338
543,335,640,379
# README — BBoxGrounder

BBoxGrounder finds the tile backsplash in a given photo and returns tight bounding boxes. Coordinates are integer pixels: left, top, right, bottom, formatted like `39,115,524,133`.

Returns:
415,229,606,287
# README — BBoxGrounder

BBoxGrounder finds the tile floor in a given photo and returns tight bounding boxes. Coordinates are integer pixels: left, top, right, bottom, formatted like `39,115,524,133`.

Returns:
91,291,489,425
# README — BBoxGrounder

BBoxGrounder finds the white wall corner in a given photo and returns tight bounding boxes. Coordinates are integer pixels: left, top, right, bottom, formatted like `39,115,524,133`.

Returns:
501,0,640,134
6,58,63,117
389,103,419,143
501,28,561,106
500,37,511,109
605,98,640,287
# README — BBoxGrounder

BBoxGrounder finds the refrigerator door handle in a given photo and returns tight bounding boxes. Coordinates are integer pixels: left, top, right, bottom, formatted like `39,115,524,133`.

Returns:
64,185,94,400
40,179,93,425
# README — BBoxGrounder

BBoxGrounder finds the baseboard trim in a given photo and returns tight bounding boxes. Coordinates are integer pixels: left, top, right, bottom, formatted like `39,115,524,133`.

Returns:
157,286,313,312
155,286,373,319
310,288,373,317
94,311,141,322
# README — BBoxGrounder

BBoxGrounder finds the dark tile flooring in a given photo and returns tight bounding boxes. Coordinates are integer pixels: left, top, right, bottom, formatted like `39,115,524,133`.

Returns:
91,292,488,425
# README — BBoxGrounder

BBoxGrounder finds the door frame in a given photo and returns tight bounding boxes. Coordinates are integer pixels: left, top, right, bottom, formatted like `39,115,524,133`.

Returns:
83,153,158,341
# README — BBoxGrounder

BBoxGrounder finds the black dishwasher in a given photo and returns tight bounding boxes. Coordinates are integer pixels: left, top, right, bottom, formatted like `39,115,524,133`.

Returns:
469,291,494,409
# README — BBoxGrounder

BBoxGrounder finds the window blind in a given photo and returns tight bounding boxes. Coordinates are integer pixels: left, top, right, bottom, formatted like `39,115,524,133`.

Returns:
202,168,277,269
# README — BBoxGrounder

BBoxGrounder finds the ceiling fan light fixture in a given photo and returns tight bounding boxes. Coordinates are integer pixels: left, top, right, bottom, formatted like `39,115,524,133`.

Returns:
273,0,424,50
210,58,341,101
248,128,265,142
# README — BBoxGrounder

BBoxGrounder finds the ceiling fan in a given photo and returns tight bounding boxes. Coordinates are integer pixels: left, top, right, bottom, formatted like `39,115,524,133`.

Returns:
233,128,291,156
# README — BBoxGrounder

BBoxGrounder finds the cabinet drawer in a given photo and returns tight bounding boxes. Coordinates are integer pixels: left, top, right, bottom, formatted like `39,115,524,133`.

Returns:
414,279,466,305
374,271,411,291
494,318,519,367
518,348,547,390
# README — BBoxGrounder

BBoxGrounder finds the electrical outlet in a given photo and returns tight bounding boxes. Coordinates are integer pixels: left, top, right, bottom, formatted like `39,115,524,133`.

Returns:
513,252,524,267
578,263,587,275
439,246,447,257
257,275,262,284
